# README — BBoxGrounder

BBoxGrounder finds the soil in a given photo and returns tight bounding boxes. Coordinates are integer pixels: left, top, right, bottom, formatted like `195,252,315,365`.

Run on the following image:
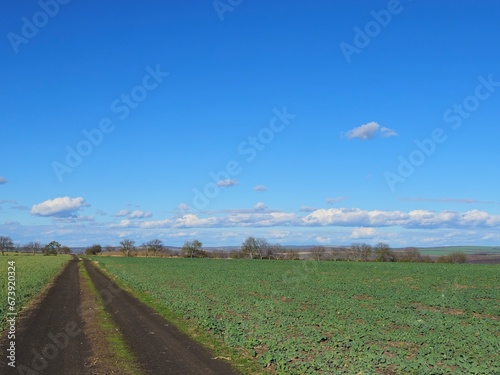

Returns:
0,256,93,374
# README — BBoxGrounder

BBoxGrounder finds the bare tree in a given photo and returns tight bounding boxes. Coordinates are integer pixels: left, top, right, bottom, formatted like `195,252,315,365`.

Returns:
0,236,14,255
374,242,396,262
241,237,269,259
311,246,326,261
23,241,42,255
119,239,135,257
398,247,423,262
284,248,300,260
145,239,164,257
181,240,204,258
61,246,71,254
351,243,372,261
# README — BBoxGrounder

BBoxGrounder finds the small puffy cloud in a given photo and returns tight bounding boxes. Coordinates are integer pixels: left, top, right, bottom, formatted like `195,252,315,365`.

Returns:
254,202,267,211
351,227,377,239
217,179,237,187
344,122,398,140
114,210,130,217
31,196,88,218
128,210,153,219
175,214,221,228
178,203,190,211
140,218,173,229
0,177,7,184
253,202,267,211
253,185,267,192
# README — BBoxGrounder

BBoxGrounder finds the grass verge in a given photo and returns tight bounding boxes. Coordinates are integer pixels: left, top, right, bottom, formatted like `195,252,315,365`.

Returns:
78,261,143,375
87,258,268,375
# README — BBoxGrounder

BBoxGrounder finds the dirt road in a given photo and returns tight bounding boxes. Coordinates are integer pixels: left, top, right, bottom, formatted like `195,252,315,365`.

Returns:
83,259,238,374
1,257,240,374
0,257,92,374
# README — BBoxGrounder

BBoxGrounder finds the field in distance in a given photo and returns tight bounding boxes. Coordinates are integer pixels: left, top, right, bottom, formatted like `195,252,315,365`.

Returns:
91,257,500,374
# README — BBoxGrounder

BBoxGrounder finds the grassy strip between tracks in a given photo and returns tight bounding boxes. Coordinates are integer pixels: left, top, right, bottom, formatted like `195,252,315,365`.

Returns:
78,261,143,375
88,259,264,375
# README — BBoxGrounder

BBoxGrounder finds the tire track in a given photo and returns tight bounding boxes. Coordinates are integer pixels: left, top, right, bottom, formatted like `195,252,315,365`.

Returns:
83,259,239,375
0,256,92,374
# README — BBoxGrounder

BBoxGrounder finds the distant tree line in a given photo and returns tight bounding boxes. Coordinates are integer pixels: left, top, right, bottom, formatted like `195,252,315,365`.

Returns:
81,236,467,264
0,236,71,256
1,234,467,263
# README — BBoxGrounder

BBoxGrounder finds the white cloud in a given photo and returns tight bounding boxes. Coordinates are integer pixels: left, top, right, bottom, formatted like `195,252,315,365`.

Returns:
344,122,398,140
175,214,221,228
380,127,398,137
0,177,7,184
302,208,405,227
140,218,173,229
217,179,237,187
114,210,130,217
303,208,500,229
351,227,377,239
225,212,297,227
254,202,267,211
128,210,153,219
253,185,267,191
31,196,88,218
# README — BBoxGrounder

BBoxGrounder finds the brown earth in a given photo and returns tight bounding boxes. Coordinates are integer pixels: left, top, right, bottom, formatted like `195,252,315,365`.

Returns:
0,256,93,374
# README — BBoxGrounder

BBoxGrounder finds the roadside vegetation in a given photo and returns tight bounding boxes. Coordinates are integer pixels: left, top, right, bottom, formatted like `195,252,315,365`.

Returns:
78,261,142,374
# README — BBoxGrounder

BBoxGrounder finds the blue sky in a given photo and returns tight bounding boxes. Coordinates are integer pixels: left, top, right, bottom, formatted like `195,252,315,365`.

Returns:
1,0,500,247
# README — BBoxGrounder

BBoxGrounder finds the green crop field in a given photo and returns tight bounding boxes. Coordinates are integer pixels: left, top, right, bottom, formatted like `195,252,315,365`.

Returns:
0,255,71,332
92,257,499,374
417,246,500,256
